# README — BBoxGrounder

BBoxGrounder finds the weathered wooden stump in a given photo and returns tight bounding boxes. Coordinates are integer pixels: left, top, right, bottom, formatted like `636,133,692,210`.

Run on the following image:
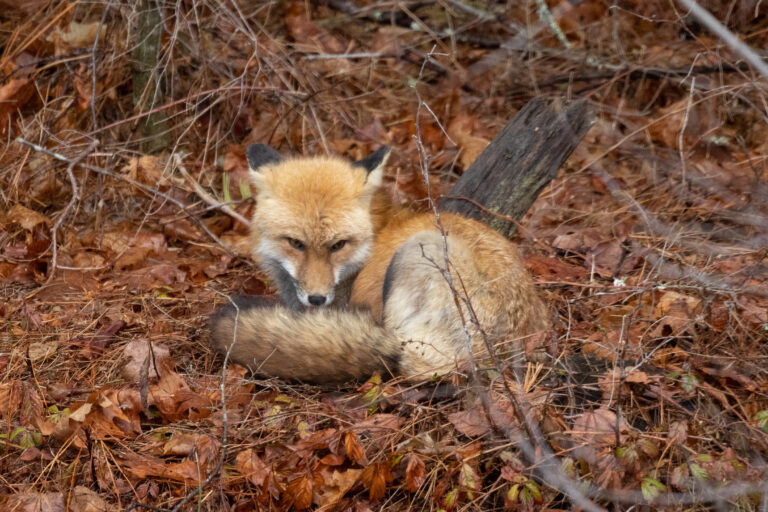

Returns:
440,98,594,236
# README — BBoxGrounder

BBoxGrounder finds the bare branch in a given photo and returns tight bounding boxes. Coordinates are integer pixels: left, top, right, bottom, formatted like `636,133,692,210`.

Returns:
676,0,768,80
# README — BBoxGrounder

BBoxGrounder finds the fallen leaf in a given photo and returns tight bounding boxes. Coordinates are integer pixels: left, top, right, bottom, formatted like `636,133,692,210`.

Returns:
163,434,220,466
6,204,50,231
28,341,59,363
53,20,106,49
524,254,588,281
447,115,490,169
76,320,126,359
285,475,314,510
360,462,392,501
344,431,365,464
404,453,426,493
2,492,65,512
653,291,701,336
447,409,490,437
70,486,119,512
236,449,271,487
121,339,172,382
101,230,167,255
315,468,362,510
69,403,93,423
571,408,629,446
459,462,481,494
356,413,404,432
285,1,346,54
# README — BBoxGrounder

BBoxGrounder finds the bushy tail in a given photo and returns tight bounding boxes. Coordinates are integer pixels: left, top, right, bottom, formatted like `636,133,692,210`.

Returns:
208,297,400,384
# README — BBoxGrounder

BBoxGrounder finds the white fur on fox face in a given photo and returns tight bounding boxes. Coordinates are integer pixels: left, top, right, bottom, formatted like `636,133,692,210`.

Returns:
258,240,297,279
335,241,371,282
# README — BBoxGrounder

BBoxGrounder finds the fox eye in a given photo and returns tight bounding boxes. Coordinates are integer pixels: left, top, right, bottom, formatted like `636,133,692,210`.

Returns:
287,238,305,251
330,240,347,252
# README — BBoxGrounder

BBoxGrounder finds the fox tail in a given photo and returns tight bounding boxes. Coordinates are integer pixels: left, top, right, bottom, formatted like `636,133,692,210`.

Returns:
208,297,401,384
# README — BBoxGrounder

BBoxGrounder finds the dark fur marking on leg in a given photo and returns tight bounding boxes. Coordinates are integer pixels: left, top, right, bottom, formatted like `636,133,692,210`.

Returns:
382,249,404,308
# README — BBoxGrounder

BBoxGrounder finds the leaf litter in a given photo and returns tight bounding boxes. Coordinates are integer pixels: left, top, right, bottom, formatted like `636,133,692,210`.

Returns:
1,0,768,510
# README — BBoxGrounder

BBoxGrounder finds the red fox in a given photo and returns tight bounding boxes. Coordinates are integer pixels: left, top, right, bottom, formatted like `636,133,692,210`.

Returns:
209,144,549,383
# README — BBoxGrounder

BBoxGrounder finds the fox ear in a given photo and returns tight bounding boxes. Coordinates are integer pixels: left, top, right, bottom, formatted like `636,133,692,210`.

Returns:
355,146,390,190
246,144,283,171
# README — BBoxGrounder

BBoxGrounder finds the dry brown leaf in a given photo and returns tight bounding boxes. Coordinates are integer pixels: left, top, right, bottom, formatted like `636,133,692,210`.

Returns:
285,1,346,54
162,218,202,242
360,462,392,502
70,486,119,512
121,339,172,382
6,204,50,231
52,21,106,49
344,431,365,464
648,98,712,150
315,468,362,510
356,413,404,432
76,320,126,359
285,475,315,510
101,230,167,255
319,453,346,466
28,341,59,363
571,408,629,446
551,233,583,251
236,449,271,487
404,453,426,493
524,254,588,281
2,492,65,512
72,251,106,269
220,234,252,258
164,434,220,466
586,239,624,277
653,291,701,336
447,409,490,437
0,54,35,132
447,114,490,169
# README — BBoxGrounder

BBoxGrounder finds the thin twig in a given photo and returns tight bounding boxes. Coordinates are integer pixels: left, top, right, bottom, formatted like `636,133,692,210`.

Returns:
47,140,99,283
534,0,571,48
172,154,250,227
679,76,696,186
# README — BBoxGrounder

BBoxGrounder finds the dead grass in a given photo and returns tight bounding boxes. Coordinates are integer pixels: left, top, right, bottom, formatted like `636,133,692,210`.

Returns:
1,1,767,510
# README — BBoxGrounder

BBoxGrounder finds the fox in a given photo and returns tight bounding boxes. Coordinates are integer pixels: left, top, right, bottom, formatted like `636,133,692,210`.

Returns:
209,144,549,383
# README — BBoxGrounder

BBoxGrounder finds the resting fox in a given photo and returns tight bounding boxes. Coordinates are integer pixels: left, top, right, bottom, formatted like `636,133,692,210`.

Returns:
209,144,549,383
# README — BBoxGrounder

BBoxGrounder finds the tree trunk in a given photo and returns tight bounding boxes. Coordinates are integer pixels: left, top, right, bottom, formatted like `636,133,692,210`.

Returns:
132,0,170,154
440,97,594,237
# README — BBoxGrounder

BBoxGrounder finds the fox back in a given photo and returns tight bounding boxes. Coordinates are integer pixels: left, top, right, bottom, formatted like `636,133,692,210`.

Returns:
246,144,389,309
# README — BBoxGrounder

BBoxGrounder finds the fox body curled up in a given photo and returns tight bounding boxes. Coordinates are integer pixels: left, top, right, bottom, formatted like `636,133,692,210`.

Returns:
209,144,549,383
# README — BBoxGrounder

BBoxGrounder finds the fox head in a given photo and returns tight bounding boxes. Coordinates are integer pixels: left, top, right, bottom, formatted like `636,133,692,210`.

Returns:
246,144,390,308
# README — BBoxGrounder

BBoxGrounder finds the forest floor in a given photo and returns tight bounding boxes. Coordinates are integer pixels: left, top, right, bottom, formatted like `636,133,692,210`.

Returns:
1,1,767,510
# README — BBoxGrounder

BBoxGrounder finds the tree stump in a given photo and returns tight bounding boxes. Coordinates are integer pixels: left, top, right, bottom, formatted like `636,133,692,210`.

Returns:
440,97,594,236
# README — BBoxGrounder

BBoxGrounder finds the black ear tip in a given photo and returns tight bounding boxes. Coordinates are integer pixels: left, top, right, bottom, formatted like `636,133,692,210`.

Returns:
246,144,283,170
355,145,392,174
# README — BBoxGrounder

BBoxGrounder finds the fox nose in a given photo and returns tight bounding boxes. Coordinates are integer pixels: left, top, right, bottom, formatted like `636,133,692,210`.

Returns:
307,295,327,306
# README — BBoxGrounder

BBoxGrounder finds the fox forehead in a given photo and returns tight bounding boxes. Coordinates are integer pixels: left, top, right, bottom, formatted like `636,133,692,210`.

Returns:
254,157,374,244
261,157,369,199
